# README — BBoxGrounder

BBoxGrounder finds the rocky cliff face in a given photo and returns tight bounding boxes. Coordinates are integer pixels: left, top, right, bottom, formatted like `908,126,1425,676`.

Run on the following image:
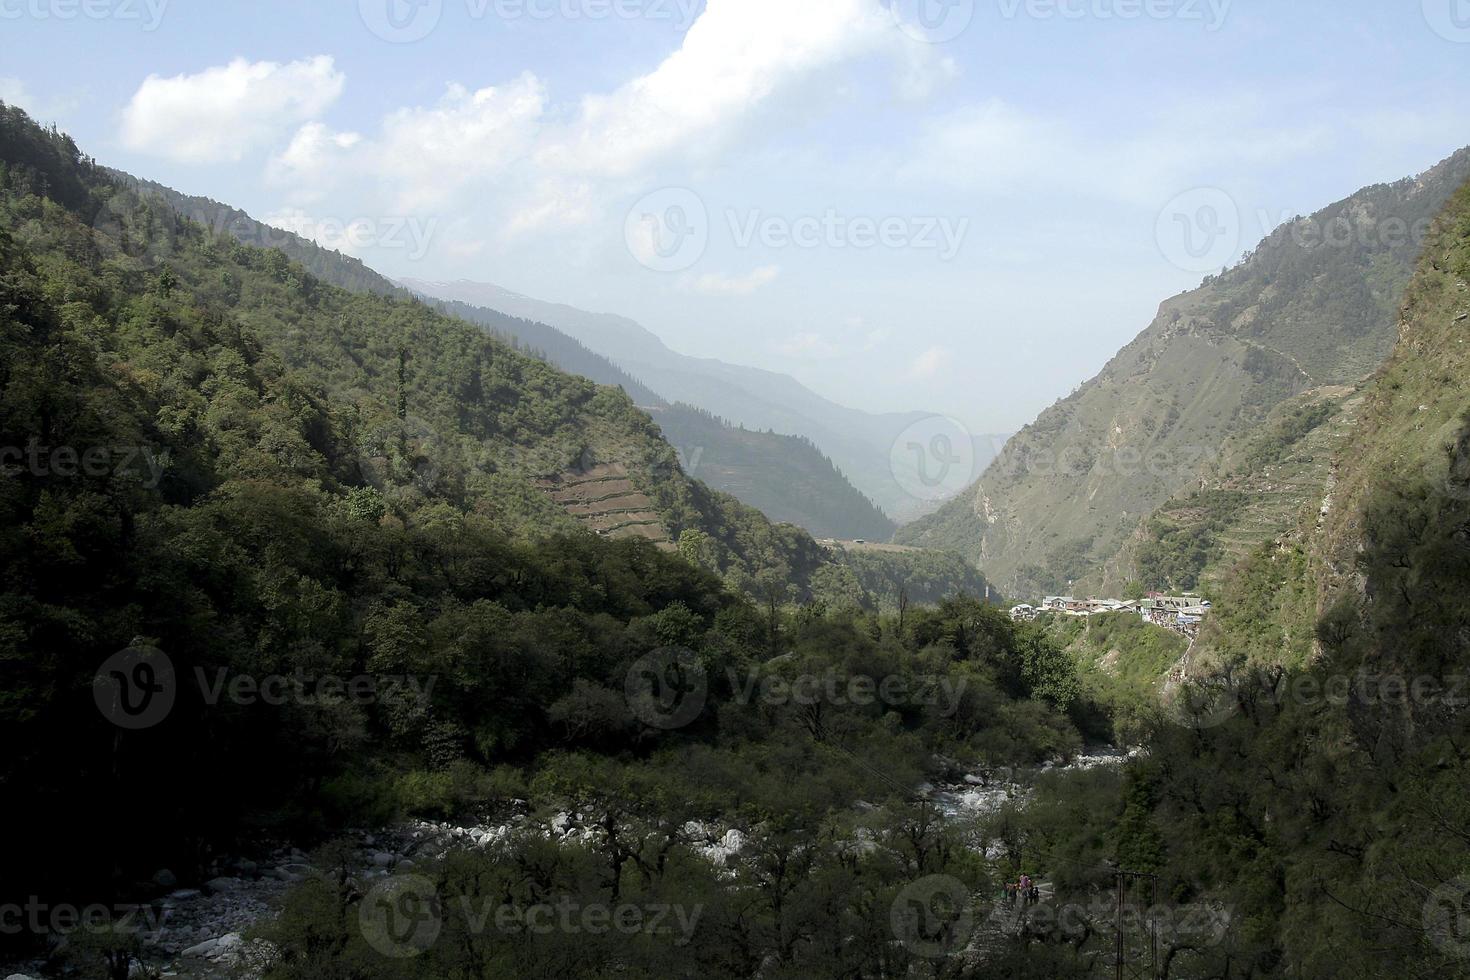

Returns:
897,148,1470,598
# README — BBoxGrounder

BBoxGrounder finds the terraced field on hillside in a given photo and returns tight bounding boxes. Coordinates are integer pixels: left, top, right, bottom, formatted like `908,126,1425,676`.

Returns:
538,463,674,549
1092,384,1365,595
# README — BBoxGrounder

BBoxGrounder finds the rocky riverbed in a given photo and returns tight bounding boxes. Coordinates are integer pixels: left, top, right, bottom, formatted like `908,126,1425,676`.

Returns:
926,748,1136,819
3,749,1134,979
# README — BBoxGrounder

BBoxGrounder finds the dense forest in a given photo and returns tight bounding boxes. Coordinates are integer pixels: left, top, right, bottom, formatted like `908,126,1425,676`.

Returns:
107,177,903,544
0,104,1044,978
4,100,1468,980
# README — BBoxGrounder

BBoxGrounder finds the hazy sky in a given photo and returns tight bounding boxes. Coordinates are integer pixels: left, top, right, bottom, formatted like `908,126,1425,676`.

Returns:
3,0,1468,432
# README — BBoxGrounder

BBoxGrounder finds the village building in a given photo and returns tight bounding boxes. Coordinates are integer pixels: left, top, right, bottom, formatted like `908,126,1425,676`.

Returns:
1009,603,1039,623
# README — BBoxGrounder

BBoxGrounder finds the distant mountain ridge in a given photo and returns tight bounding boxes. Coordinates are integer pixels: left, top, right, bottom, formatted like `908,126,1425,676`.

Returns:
411,296,897,541
111,173,894,540
896,146,1470,597
399,278,1009,523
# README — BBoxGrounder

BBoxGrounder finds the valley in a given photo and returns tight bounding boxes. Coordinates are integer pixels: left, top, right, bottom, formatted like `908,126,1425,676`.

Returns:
2,7,1469,978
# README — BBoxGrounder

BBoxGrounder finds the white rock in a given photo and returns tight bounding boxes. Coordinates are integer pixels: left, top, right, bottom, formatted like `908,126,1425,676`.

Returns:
182,937,220,957
205,877,242,894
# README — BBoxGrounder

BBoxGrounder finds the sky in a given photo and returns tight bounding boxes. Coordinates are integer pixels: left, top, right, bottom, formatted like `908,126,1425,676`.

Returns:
2,0,1468,433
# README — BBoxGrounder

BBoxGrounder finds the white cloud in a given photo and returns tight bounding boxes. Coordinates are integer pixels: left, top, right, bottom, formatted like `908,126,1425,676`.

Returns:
688,265,781,296
904,345,949,380
230,1,947,237
775,321,891,359
121,56,345,164
260,208,440,263
775,331,839,359
260,208,361,255
0,77,81,120
900,98,1330,207
504,178,595,236
860,326,890,351
374,75,547,209
266,123,362,203
0,77,34,110
536,0,905,180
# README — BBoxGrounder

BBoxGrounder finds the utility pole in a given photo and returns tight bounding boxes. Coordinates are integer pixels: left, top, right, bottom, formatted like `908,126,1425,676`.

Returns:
1114,869,1159,980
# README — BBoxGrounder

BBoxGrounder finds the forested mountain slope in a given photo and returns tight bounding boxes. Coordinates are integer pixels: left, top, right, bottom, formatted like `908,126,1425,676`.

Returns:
897,147,1470,596
1008,173,1470,980
0,106,1034,977
430,296,897,540
401,277,1008,523
112,178,895,540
